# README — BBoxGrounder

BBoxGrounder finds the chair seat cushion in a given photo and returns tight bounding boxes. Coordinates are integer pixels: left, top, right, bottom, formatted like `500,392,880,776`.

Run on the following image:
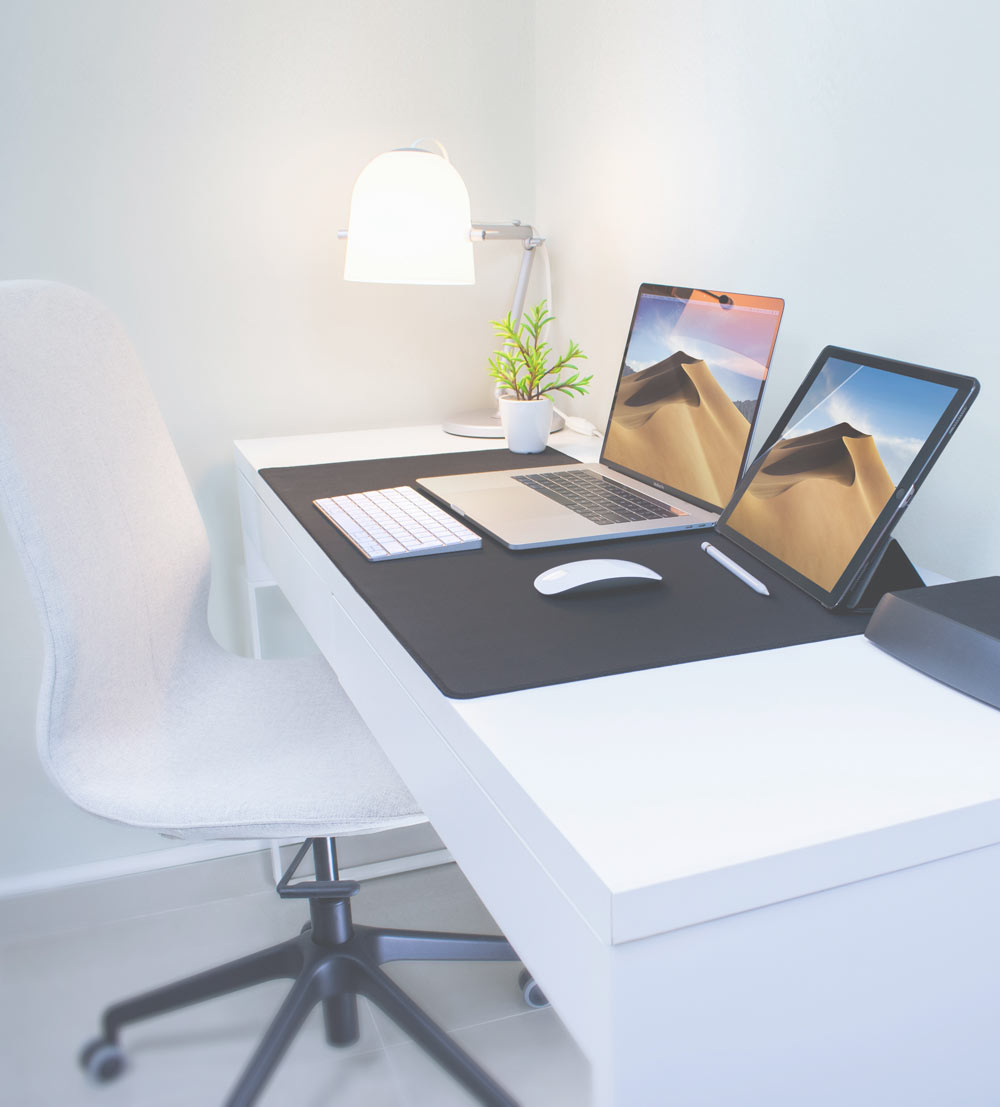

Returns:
51,650,425,841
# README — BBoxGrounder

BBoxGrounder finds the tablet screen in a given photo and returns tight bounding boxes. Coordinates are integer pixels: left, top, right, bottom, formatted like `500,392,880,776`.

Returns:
717,347,978,604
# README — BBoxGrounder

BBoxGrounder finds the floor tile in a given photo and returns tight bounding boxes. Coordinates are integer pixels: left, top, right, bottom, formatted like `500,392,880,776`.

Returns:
386,1007,590,1107
352,863,534,1046
0,862,587,1106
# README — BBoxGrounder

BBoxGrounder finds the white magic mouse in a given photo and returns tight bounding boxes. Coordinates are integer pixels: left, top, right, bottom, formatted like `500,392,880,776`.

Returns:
533,559,663,596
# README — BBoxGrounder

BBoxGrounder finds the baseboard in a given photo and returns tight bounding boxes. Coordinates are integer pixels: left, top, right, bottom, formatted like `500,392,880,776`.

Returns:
0,838,272,900
0,824,449,946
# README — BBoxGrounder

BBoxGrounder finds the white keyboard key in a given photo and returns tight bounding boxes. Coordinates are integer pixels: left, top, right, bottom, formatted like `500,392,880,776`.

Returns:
313,487,482,561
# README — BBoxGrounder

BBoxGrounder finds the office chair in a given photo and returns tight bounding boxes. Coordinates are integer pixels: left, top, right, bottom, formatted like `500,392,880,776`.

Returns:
0,280,538,1107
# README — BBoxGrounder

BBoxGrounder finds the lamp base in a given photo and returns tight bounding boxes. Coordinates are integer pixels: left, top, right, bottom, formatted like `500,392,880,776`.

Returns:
443,407,565,438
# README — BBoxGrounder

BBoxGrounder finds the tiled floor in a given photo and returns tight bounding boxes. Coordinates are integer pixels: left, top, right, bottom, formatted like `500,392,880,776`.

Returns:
0,863,588,1106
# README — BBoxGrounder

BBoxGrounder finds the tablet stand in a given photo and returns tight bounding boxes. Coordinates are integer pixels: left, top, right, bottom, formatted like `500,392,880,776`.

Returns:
839,538,924,613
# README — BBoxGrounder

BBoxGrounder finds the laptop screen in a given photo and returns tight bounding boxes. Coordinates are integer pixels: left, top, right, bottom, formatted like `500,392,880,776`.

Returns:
601,284,784,512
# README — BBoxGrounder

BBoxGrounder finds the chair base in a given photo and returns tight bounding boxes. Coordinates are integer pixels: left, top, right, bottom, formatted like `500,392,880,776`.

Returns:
80,839,527,1107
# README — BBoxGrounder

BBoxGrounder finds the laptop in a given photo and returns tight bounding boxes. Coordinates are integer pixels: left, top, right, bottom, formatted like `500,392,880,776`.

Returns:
418,283,784,549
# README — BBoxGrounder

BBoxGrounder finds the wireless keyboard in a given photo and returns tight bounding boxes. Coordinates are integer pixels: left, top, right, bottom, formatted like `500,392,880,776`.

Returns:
313,485,481,561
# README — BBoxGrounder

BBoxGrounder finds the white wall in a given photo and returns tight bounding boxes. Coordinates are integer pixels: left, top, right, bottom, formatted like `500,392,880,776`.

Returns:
3,0,997,885
535,0,1000,580
0,0,534,881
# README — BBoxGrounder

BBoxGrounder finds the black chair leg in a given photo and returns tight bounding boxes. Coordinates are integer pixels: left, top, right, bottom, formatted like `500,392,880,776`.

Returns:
354,957,521,1107
367,926,520,964
224,958,325,1107
321,990,360,1046
81,839,526,1107
100,936,302,1043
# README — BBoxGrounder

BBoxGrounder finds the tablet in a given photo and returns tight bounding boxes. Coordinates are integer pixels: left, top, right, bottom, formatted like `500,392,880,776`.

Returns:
716,346,980,610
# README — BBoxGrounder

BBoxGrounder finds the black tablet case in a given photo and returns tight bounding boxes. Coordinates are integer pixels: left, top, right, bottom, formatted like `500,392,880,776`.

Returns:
260,448,871,698
715,345,975,613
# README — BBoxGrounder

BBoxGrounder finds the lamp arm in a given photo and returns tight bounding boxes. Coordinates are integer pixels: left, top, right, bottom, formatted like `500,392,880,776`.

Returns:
470,222,544,326
509,240,538,325
471,221,539,242
443,220,563,437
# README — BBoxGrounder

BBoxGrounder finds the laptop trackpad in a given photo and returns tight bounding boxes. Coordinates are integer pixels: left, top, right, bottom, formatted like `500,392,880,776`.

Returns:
464,485,570,522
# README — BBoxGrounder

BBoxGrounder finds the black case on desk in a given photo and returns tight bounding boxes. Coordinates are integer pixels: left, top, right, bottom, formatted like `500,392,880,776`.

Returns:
865,576,1000,710
838,538,924,613
260,448,873,698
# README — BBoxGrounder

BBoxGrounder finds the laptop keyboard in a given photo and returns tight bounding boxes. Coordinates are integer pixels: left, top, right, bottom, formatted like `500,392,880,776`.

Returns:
512,470,683,525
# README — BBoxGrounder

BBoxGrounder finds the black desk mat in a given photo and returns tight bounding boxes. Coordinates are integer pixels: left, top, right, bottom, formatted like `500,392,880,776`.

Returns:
261,448,869,698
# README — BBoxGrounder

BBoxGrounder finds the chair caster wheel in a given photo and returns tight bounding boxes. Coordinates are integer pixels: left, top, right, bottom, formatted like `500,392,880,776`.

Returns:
518,968,549,1009
80,1038,127,1082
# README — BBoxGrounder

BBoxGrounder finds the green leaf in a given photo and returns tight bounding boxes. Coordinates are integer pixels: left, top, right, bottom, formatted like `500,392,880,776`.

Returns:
485,297,590,403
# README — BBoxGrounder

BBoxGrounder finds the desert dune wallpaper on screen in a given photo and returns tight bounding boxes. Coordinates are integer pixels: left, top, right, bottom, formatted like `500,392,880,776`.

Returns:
603,290,781,508
605,352,753,507
725,358,960,591
726,421,896,590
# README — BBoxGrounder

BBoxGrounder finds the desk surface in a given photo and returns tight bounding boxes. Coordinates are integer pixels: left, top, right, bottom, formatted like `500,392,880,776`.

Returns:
235,425,1000,948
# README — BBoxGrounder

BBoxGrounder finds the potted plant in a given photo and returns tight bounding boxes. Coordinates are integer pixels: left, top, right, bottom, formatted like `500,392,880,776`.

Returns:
487,300,591,453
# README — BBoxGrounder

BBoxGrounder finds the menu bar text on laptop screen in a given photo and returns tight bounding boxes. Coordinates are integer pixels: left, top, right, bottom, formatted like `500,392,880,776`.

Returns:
602,285,784,512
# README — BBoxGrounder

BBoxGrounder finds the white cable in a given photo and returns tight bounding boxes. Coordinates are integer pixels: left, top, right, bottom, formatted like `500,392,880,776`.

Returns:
553,409,602,437
538,239,553,318
534,242,600,436
537,243,600,436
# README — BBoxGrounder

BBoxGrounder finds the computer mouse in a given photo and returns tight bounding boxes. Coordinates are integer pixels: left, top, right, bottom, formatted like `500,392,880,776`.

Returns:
533,559,663,596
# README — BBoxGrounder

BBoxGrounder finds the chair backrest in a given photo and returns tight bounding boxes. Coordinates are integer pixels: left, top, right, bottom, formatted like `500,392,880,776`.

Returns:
0,281,214,784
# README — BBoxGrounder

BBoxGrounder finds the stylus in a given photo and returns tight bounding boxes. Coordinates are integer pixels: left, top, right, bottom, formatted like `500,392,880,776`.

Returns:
700,542,770,596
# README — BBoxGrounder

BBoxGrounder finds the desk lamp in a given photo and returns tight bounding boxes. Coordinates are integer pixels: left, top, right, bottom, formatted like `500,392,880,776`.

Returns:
340,140,561,436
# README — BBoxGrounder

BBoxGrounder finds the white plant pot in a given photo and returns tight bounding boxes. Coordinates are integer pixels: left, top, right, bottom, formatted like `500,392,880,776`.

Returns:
498,397,553,454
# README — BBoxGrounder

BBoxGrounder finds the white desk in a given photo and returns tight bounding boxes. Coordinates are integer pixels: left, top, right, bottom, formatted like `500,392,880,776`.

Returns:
235,425,1000,1107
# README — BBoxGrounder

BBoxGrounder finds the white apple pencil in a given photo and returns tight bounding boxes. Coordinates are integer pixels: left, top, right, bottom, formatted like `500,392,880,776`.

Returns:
700,541,770,596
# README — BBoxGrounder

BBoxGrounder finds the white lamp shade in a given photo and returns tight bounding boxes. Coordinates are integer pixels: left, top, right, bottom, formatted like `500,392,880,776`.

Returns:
344,148,475,285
